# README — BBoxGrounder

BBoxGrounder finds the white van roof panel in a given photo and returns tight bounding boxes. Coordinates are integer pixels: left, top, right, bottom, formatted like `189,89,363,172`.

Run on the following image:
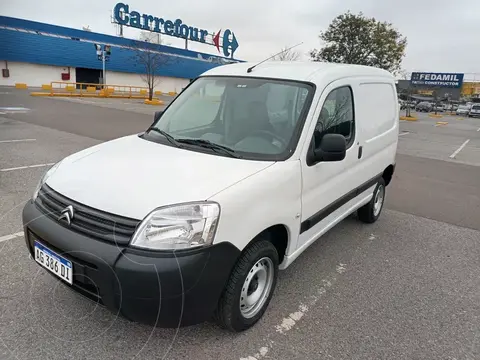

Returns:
201,61,394,83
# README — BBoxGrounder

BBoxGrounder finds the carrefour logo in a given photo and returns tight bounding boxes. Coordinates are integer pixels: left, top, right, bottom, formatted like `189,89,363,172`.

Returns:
113,3,239,57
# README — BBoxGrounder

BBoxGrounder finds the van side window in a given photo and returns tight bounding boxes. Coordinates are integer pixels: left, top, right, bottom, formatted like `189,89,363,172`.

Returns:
313,86,354,148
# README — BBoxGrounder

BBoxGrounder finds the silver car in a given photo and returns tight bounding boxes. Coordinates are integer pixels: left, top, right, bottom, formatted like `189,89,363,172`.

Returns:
456,105,471,116
469,104,480,117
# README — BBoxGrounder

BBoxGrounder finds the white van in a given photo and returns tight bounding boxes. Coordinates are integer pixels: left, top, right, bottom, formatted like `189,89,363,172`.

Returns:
23,62,398,332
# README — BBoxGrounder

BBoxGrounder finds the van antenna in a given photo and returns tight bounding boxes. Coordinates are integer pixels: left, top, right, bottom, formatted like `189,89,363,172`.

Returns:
246,42,304,73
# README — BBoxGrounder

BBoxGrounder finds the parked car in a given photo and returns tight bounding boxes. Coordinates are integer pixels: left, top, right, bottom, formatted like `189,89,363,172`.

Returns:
456,105,471,116
445,104,459,112
416,102,432,112
468,104,480,117
400,101,415,110
23,62,398,332
432,104,444,112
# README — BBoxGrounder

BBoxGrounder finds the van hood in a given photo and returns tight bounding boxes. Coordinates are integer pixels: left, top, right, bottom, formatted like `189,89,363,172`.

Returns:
46,135,273,219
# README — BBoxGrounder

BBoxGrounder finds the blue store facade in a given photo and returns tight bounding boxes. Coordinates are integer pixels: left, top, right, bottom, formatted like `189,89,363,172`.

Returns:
0,16,240,91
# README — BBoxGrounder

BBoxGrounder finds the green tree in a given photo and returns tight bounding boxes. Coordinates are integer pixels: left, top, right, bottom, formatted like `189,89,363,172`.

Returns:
310,11,407,73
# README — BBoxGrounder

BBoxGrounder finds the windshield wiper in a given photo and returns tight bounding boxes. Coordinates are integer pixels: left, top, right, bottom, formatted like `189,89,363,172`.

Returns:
175,138,241,158
147,128,182,148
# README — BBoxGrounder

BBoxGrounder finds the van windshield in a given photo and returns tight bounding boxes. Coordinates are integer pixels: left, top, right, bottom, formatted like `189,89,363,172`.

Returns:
146,76,314,160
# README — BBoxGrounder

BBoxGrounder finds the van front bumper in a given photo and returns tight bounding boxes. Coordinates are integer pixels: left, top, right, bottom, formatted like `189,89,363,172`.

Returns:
22,200,240,327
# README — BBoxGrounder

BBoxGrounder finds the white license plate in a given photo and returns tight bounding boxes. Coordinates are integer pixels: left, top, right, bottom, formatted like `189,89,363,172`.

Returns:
34,241,73,285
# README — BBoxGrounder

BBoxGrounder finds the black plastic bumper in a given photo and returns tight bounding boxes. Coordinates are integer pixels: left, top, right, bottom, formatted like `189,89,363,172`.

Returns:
22,200,240,327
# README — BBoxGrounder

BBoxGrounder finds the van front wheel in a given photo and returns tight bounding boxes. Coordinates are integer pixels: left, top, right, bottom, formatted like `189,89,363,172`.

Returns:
215,240,279,332
357,178,386,223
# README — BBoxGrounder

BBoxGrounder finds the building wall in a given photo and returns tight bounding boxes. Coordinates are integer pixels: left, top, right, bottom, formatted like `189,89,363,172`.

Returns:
0,16,240,81
0,61,188,91
105,71,188,92
0,61,76,86
461,82,480,96
396,79,462,100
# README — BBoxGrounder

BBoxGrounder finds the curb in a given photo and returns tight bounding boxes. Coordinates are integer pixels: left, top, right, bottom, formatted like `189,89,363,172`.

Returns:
400,116,418,121
428,114,443,118
144,99,165,105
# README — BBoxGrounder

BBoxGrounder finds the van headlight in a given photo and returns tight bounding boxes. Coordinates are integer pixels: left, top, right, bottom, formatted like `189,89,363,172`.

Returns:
130,202,220,250
32,161,62,201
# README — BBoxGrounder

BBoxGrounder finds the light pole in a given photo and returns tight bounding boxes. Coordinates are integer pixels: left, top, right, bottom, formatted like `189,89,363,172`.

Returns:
94,44,111,86
102,50,106,85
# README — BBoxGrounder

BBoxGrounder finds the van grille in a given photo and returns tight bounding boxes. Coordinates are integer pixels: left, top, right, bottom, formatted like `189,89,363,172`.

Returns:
35,185,140,245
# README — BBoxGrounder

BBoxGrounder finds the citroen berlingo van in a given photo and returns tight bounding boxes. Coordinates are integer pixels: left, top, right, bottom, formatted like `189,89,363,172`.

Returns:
23,62,398,332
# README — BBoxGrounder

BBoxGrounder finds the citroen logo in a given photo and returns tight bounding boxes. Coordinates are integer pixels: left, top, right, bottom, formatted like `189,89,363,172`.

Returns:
58,205,74,226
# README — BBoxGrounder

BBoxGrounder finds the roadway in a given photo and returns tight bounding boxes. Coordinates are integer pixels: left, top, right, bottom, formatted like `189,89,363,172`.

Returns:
0,88,479,360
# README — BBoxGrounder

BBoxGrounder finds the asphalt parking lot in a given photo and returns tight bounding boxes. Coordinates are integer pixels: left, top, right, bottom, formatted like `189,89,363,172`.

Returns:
1,87,479,360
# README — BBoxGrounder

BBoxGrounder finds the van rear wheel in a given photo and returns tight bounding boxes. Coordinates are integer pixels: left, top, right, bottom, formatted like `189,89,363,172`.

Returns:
215,239,279,332
357,177,386,223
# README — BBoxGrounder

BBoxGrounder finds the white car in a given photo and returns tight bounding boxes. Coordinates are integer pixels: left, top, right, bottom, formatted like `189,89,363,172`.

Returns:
456,105,471,116
23,62,398,332
468,104,480,117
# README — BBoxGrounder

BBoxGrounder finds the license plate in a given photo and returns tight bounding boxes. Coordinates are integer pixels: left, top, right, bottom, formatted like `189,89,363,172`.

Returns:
34,241,73,285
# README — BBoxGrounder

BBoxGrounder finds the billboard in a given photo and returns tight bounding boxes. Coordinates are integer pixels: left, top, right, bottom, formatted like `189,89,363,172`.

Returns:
410,72,464,88
113,2,239,57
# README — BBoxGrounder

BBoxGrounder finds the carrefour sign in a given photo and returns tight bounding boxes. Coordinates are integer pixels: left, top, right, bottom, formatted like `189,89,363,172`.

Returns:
410,72,464,88
113,2,239,57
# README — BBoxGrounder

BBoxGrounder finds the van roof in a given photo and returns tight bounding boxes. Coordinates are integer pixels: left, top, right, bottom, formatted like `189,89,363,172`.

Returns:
201,61,394,83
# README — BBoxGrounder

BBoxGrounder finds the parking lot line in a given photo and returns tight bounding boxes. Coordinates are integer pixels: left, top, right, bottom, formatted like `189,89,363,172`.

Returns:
0,138,36,143
399,131,409,137
449,139,470,159
477,127,480,132
0,231,24,243
0,162,54,172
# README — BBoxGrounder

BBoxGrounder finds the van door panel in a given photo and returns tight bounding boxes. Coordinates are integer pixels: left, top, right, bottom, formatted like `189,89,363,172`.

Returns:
298,79,363,250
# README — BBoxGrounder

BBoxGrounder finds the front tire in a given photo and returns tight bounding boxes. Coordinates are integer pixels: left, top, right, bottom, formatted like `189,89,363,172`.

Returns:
357,178,386,223
215,239,279,332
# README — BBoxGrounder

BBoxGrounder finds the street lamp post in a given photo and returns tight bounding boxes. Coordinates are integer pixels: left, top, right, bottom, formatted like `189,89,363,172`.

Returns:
102,50,106,85
94,44,111,87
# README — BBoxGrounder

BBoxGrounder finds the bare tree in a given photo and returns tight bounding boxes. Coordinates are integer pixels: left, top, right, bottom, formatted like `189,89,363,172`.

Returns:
271,46,301,61
131,39,179,100
397,69,413,117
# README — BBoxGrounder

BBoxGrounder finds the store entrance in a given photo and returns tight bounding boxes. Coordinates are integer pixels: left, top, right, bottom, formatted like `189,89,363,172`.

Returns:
75,68,102,88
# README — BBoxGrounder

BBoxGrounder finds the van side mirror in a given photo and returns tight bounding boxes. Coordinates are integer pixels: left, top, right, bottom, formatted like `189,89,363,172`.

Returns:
154,110,163,122
312,133,346,163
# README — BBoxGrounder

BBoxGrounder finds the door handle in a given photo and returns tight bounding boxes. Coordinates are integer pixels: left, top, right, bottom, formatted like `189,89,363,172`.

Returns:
358,146,363,159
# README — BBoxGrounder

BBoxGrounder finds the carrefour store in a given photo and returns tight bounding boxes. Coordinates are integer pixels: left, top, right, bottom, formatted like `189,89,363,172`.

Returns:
0,3,242,92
